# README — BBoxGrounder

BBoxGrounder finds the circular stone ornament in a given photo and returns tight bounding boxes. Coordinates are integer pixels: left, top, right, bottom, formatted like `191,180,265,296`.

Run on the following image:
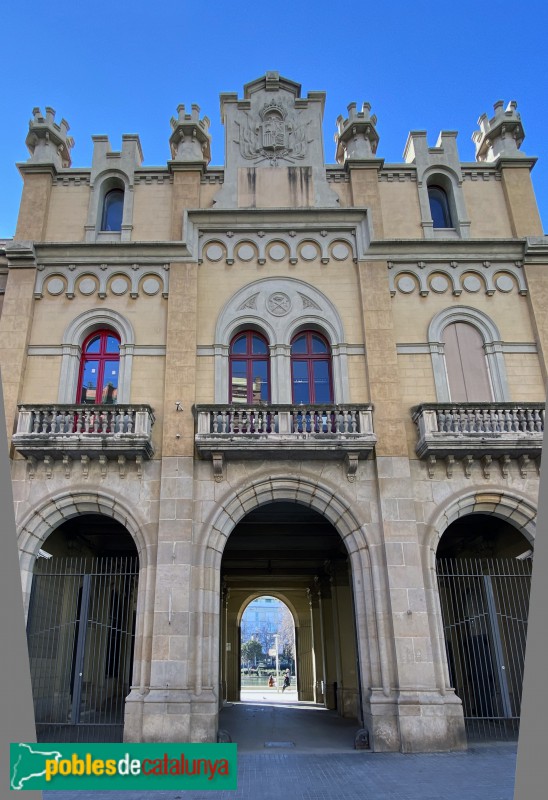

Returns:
397,276,416,294
269,244,287,261
237,244,255,262
300,243,319,261
495,274,514,293
46,277,65,296
266,292,292,316
463,275,482,293
332,242,350,260
430,275,449,293
78,278,97,296
142,277,160,296
111,277,129,296
205,243,224,261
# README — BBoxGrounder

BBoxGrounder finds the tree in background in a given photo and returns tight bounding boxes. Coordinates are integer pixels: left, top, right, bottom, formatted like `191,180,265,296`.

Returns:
241,637,264,666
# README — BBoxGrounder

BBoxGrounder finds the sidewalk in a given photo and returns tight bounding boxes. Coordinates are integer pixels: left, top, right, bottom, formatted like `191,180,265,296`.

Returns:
43,745,518,800
43,698,517,799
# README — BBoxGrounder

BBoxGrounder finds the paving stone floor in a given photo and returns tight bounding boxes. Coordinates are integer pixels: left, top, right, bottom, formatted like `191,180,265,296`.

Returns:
43,698,517,799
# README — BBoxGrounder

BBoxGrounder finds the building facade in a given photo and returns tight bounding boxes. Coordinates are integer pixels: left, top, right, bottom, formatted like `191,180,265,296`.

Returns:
1,73,546,752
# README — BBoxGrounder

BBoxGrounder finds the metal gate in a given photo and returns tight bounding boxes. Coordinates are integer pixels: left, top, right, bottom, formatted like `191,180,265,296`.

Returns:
436,557,532,740
27,556,138,743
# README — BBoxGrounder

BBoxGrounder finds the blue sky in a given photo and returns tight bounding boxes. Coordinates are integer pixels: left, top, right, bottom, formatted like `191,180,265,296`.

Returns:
1,1,547,238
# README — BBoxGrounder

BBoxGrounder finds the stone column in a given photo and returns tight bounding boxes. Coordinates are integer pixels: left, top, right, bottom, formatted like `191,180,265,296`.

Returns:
356,259,466,752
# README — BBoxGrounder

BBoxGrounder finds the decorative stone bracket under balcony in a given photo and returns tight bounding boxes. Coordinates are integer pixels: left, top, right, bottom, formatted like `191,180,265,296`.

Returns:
412,403,544,478
12,405,155,475
194,404,376,482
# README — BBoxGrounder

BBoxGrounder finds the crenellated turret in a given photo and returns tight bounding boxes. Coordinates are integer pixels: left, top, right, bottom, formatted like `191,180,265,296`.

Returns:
334,102,379,163
473,100,525,162
25,107,74,169
169,103,211,164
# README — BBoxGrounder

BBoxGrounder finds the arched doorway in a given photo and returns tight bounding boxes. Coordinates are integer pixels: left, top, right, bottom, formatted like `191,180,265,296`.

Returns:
435,513,533,740
26,514,139,742
219,502,361,720
239,596,296,697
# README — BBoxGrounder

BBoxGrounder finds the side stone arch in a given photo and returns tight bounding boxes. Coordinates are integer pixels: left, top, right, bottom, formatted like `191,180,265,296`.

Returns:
213,277,350,403
419,488,536,693
17,489,148,612
193,474,391,701
58,307,136,403
427,305,509,402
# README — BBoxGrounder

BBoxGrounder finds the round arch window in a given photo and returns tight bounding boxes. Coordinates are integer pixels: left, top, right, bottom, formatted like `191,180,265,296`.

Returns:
101,189,124,232
229,331,270,404
291,331,333,404
77,330,120,404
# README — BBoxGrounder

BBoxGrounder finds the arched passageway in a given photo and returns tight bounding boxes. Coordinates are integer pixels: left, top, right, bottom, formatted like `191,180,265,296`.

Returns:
435,513,532,740
220,502,361,722
26,514,139,742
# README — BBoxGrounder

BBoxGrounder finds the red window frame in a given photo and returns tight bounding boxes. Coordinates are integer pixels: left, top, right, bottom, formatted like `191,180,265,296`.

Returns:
291,331,333,404
77,330,121,404
229,331,271,404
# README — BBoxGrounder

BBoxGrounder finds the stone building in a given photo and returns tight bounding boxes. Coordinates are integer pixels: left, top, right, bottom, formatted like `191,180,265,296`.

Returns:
1,73,546,752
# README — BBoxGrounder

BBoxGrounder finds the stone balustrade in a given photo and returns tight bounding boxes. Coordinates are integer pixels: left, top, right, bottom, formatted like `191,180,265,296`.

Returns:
194,404,376,481
12,404,155,461
412,402,544,463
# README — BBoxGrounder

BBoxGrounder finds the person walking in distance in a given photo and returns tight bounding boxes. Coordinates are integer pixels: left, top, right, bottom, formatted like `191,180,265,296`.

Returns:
282,669,290,692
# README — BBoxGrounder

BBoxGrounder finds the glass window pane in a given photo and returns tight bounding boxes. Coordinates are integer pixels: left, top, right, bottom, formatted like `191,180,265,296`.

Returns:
313,361,332,403
231,361,248,404
101,361,119,404
106,335,120,354
312,335,328,354
101,190,124,232
85,336,101,354
429,187,451,228
251,361,269,402
252,335,268,355
231,335,247,355
292,361,310,404
80,361,98,404
291,335,307,354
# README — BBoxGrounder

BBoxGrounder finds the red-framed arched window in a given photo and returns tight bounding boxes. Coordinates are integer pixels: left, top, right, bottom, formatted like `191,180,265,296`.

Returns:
291,331,333,404
77,330,120,404
229,331,270,404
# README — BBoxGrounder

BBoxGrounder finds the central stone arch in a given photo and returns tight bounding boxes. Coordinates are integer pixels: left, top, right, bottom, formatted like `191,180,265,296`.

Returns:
193,474,390,738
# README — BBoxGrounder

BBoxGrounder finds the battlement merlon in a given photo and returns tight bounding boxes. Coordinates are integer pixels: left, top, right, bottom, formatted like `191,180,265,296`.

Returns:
335,102,379,163
403,131,460,165
169,104,211,164
90,134,144,172
25,107,74,169
473,100,526,162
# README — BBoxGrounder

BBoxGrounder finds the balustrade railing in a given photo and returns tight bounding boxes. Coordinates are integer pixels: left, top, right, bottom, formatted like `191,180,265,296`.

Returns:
198,404,372,437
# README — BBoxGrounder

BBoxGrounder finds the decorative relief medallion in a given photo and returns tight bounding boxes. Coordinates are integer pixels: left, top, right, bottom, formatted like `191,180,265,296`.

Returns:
237,244,255,261
268,244,287,261
463,275,482,293
495,274,515,292
110,277,129,295
331,242,350,261
300,243,319,261
267,292,292,316
235,98,312,166
397,276,416,294
142,277,160,296
430,275,449,293
46,277,64,296
78,277,97,295
205,243,224,262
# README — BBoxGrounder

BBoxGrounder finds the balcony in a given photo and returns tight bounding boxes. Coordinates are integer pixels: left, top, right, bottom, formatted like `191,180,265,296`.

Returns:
194,404,376,481
12,404,155,466
412,403,544,477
